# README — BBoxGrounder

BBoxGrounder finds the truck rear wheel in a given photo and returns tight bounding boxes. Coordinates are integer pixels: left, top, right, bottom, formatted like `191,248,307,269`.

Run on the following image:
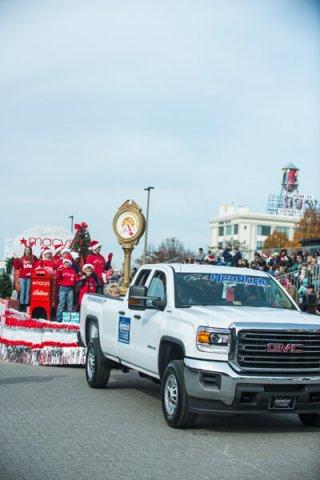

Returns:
161,360,197,428
85,338,110,388
298,413,320,427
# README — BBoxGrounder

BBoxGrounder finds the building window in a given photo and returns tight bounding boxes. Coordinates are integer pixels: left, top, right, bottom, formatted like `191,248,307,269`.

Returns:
226,225,232,235
257,225,271,236
218,226,224,236
256,241,264,250
275,226,289,236
234,224,239,235
218,241,223,249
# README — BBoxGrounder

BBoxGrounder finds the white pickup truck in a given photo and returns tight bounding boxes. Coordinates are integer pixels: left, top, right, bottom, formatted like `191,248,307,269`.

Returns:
79,264,320,428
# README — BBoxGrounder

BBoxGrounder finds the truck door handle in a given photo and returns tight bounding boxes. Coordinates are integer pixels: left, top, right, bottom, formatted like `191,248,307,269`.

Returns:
118,311,125,315
134,314,141,320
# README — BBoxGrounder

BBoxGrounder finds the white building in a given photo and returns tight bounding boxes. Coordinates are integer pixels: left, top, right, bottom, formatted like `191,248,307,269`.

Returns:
209,204,300,257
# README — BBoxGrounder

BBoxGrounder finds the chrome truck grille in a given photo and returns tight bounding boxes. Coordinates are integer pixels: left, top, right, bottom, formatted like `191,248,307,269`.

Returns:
231,329,320,373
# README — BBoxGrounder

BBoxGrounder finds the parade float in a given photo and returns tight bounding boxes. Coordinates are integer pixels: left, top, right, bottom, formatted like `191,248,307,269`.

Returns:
0,306,85,366
0,224,89,366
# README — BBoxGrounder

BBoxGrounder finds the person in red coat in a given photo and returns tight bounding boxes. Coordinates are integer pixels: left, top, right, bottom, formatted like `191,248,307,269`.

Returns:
13,245,37,311
75,264,100,307
56,254,79,322
35,247,56,272
85,240,107,290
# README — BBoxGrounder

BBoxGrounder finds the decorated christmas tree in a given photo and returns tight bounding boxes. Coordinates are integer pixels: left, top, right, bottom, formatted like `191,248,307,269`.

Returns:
70,221,91,264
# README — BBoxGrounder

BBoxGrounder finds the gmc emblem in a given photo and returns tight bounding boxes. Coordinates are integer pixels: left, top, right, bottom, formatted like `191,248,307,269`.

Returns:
267,343,303,353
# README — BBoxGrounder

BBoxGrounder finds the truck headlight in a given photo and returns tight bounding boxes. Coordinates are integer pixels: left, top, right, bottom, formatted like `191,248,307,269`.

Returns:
196,327,230,352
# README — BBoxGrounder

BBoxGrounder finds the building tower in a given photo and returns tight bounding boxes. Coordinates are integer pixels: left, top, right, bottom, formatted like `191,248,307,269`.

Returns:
267,164,301,214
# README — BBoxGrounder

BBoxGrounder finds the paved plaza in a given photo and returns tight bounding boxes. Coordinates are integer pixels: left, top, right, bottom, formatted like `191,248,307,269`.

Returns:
0,359,319,480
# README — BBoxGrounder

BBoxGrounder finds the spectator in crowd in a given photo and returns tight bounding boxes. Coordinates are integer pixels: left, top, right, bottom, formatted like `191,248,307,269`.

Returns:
56,254,78,322
250,253,267,271
278,249,292,270
238,258,250,268
13,245,37,311
268,252,280,267
231,246,242,267
298,277,309,303
222,246,233,266
185,257,195,264
301,284,318,315
195,248,206,264
285,278,298,303
291,252,303,272
204,249,216,265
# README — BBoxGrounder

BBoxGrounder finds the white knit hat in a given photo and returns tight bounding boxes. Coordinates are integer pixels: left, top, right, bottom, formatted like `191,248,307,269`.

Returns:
83,264,94,271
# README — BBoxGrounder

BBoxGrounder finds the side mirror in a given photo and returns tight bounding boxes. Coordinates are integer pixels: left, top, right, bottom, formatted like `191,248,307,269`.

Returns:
152,299,166,311
128,285,147,310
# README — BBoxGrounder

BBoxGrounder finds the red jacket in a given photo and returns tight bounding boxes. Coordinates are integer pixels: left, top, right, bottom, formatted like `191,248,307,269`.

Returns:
35,259,57,271
53,255,63,270
57,266,78,287
85,253,106,280
13,255,37,278
76,274,99,306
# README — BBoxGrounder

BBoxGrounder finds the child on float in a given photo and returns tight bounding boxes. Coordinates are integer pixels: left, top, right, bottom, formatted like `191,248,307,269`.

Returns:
75,264,100,307
35,247,56,272
13,245,37,311
56,254,78,322
85,241,108,292
55,248,79,273
106,283,121,298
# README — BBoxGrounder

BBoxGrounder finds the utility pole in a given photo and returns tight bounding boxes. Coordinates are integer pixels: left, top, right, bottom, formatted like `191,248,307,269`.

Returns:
68,215,74,233
143,187,154,264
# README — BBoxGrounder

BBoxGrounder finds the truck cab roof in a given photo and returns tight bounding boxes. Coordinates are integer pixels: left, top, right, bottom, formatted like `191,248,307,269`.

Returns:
143,263,270,278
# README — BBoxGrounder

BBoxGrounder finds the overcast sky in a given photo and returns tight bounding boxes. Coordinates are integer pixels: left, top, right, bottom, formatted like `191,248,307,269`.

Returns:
1,0,319,264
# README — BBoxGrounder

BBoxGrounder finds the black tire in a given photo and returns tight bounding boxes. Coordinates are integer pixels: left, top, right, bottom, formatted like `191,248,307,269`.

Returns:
85,337,110,388
161,360,197,428
298,413,320,427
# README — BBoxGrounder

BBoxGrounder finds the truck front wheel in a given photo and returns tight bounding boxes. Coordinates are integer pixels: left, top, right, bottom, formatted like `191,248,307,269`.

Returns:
85,338,110,388
298,413,320,427
161,360,197,428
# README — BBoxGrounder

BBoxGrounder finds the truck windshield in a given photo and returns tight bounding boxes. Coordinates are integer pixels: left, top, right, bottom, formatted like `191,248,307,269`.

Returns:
175,272,296,310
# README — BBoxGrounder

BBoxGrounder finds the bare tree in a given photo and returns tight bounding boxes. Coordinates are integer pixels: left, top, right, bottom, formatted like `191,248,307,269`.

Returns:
135,237,195,265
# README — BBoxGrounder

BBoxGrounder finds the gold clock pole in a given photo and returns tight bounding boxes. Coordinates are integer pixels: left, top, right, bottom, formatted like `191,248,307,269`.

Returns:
113,200,146,295
122,244,134,291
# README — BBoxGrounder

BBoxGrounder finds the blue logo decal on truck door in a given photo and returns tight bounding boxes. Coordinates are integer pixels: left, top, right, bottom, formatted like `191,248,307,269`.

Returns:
118,316,131,344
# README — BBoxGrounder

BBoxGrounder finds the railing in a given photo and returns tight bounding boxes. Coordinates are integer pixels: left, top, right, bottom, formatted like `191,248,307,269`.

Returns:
277,264,320,297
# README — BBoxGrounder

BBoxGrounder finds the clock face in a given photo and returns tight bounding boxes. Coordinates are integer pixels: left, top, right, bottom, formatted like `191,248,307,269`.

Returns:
115,211,141,240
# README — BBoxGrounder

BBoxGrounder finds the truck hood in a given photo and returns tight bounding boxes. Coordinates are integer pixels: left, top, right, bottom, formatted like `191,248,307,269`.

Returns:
184,305,320,329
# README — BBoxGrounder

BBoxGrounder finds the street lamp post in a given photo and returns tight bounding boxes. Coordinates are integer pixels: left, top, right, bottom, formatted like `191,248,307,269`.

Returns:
68,215,74,233
143,186,154,264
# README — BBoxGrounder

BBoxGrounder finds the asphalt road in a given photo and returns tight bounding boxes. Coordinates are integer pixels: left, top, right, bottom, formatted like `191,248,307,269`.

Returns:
0,359,319,480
